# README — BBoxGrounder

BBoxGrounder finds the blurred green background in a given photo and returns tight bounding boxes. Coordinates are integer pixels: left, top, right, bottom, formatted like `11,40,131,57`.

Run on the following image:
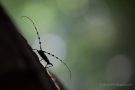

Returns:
1,0,135,90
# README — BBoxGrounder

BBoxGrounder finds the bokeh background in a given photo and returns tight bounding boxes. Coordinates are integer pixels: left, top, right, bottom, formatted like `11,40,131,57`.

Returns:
1,0,135,90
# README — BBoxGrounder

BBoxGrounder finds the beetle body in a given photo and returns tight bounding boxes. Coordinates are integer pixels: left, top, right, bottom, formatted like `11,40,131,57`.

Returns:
37,50,53,66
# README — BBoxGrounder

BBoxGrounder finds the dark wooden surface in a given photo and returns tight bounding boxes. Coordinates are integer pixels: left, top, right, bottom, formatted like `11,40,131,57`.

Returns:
0,4,65,90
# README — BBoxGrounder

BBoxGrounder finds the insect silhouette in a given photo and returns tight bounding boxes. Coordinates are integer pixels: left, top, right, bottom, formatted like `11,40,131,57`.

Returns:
22,16,71,79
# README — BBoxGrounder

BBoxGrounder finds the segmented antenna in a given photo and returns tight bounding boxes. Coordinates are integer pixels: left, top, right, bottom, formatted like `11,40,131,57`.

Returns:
43,50,71,80
21,16,42,50
22,16,71,79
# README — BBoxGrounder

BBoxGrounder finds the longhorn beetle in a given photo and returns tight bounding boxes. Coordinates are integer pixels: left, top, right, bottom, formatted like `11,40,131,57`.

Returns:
22,16,71,79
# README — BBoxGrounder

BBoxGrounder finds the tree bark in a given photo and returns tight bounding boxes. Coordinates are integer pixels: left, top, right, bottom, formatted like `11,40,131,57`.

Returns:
0,4,65,90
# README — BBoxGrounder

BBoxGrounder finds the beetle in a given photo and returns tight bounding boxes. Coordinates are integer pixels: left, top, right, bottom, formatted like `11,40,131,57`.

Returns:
22,16,71,79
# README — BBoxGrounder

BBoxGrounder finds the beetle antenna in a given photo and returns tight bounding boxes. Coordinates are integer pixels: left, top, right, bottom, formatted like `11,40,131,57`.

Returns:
44,51,71,80
21,16,42,50
22,16,71,79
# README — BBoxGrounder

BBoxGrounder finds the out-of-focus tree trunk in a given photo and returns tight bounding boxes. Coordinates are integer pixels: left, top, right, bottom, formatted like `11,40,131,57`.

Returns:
105,1,135,90
0,4,66,90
